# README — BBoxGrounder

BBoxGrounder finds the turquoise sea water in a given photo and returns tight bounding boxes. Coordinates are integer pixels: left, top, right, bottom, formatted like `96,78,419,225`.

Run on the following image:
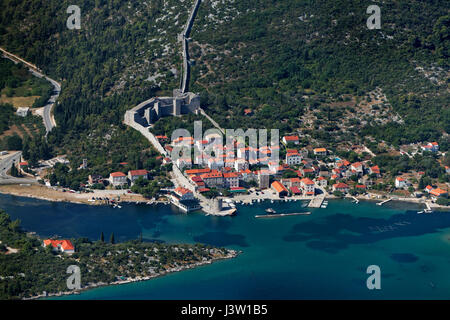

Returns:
1,194,450,299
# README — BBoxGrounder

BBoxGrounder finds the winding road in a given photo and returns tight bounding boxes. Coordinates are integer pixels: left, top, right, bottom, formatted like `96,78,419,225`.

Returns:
1,47,59,134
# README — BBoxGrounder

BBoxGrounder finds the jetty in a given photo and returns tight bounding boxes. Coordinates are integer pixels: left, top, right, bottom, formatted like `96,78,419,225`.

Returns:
376,198,392,206
351,196,359,204
308,196,325,208
255,212,311,218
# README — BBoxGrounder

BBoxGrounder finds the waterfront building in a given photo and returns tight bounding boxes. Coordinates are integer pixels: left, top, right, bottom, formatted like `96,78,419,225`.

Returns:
128,170,149,185
300,178,315,195
271,181,288,197
109,172,127,186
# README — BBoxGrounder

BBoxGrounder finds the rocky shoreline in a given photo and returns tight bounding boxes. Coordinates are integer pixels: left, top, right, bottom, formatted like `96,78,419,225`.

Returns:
24,250,239,300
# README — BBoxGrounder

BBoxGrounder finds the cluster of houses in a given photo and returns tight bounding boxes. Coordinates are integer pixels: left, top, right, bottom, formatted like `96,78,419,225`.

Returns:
88,170,150,188
162,132,393,199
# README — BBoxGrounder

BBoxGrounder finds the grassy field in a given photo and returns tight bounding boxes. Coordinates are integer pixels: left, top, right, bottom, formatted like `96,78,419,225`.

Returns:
0,94,40,108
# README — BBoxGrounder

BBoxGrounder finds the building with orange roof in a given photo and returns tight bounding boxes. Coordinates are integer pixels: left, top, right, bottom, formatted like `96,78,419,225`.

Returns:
332,182,349,193
370,165,381,177
313,148,327,156
43,239,75,254
185,168,211,176
316,176,328,187
300,178,315,195
282,135,299,145
286,150,302,165
429,188,448,198
109,172,127,186
271,181,288,197
200,170,224,187
223,172,239,188
395,177,409,189
174,187,195,201
281,177,301,188
128,170,149,184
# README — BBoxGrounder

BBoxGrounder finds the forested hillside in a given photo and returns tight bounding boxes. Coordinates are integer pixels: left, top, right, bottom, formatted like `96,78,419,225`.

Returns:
0,0,448,160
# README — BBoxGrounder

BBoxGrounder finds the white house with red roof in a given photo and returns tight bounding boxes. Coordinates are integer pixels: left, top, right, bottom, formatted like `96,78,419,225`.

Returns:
128,170,149,184
282,135,299,145
313,148,327,156
395,177,409,189
316,176,328,187
43,239,75,254
300,178,315,195
285,149,302,165
369,165,381,177
173,187,195,201
350,162,364,174
332,182,349,193
109,172,127,186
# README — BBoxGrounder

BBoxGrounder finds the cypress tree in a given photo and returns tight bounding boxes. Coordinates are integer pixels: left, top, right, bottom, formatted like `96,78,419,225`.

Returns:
110,232,115,244
100,231,104,242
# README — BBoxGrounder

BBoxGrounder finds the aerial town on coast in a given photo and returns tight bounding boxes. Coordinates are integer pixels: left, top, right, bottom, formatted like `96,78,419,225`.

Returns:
0,0,449,304
0,0,448,217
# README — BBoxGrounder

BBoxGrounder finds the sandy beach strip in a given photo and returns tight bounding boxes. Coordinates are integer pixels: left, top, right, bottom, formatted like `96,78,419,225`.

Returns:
0,184,148,205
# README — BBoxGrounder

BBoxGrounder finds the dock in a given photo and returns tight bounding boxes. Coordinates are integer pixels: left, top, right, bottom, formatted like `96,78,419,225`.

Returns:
255,212,311,218
308,196,325,208
351,196,359,204
376,198,392,206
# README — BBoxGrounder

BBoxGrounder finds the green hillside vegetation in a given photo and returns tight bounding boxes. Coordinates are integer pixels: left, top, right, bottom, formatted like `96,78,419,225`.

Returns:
0,0,448,169
0,210,234,300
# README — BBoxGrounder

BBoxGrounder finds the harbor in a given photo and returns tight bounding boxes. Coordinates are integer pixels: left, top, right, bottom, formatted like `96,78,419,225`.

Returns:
2,193,450,300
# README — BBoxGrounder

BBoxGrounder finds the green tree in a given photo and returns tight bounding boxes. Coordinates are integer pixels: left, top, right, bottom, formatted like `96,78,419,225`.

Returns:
6,135,22,150
110,233,115,244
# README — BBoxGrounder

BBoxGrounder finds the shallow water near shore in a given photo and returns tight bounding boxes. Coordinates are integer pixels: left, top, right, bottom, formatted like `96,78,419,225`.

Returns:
1,193,450,299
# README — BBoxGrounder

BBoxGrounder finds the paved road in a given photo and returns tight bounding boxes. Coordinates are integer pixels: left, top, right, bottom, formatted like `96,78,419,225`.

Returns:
1,47,59,134
30,70,60,133
0,152,37,185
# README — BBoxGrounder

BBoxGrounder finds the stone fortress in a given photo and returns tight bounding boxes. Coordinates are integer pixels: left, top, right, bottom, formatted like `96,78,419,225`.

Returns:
125,89,200,127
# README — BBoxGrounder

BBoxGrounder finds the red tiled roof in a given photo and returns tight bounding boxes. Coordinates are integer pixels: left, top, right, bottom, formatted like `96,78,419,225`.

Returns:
174,187,192,196
43,239,74,251
333,182,349,189
283,135,299,141
290,186,301,194
185,168,211,175
129,170,148,176
301,178,314,185
110,172,126,177
430,188,447,197
272,181,288,193
223,172,239,178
